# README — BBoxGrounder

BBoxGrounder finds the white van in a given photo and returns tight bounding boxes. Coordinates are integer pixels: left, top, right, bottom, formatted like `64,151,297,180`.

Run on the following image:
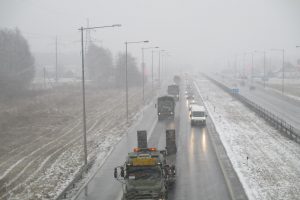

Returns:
190,105,207,126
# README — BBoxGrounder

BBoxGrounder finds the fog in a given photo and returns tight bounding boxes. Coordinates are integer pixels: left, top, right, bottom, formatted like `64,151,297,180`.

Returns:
1,1,300,199
1,0,300,73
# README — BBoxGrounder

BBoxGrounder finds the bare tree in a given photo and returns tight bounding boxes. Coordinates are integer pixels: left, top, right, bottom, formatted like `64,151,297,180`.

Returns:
86,43,114,87
115,52,141,88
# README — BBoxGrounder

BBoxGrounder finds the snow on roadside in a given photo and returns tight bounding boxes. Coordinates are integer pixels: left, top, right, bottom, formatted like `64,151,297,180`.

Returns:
0,85,157,200
195,78,300,200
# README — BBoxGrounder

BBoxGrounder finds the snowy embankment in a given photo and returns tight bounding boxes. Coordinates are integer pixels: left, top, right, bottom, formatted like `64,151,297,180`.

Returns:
195,77,300,200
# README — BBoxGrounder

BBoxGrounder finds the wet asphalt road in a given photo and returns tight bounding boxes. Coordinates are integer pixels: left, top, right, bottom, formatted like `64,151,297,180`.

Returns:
75,84,231,200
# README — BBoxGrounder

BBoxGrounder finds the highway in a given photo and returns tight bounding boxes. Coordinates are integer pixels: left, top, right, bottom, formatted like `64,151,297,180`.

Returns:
217,75,300,133
74,82,232,200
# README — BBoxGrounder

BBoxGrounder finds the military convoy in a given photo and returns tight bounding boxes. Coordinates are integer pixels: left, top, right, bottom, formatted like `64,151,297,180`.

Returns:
114,130,177,200
113,80,179,200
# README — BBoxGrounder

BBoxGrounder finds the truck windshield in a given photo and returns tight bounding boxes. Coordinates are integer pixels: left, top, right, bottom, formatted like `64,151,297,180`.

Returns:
192,111,205,117
127,166,161,180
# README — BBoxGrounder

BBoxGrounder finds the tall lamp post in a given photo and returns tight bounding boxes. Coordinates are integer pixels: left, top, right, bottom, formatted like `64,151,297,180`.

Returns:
271,49,285,94
141,46,159,103
125,40,149,123
79,24,121,165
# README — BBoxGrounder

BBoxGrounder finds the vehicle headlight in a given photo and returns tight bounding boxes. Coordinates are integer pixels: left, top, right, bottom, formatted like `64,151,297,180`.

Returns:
158,112,161,115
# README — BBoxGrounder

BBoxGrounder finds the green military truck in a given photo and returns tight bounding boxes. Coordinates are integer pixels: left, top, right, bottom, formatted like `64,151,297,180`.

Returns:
114,130,177,200
157,96,175,121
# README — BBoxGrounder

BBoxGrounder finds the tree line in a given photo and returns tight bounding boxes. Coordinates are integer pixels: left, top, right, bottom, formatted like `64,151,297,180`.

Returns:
0,28,143,96
0,28,35,95
86,42,142,88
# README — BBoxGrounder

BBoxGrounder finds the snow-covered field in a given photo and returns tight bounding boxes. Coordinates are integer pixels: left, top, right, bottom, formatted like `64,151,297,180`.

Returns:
0,84,156,200
195,77,300,200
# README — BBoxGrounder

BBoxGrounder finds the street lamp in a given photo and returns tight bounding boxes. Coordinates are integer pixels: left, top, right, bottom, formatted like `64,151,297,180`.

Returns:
141,46,159,103
79,24,121,166
270,48,285,94
254,50,266,88
125,40,149,123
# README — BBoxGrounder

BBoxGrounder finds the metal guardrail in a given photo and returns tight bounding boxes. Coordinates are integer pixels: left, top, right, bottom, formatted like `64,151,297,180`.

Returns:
205,75,300,144
55,159,95,200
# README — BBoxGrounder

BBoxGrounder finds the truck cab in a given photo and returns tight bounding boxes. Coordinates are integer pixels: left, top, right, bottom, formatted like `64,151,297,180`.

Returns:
190,105,207,126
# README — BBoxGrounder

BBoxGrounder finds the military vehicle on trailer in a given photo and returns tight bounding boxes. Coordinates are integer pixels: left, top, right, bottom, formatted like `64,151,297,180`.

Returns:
114,130,177,200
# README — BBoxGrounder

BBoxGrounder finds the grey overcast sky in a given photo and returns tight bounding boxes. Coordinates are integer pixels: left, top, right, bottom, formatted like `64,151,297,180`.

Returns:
1,0,300,71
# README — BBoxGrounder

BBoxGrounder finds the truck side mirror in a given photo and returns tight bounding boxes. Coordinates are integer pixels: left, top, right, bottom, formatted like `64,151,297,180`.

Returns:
114,168,118,179
120,167,125,177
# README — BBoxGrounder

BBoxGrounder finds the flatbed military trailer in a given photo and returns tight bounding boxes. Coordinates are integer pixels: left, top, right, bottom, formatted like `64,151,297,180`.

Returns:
114,130,177,200
157,96,175,121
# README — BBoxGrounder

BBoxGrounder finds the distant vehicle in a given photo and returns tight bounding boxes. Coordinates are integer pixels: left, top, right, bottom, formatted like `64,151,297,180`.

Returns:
190,105,207,126
186,92,194,101
173,75,181,85
114,130,176,200
167,85,180,101
157,96,175,120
